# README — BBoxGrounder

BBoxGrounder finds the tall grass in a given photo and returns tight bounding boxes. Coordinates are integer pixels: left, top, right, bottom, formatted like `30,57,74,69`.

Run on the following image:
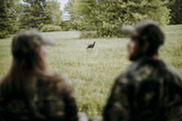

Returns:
0,25,182,117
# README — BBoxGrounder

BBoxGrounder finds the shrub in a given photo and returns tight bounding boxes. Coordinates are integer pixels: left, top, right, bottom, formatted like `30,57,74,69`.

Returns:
60,21,72,31
0,30,9,38
79,31,97,39
40,24,62,32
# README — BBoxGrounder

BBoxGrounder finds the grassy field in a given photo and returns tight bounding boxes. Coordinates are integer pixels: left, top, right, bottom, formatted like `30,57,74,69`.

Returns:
0,25,182,117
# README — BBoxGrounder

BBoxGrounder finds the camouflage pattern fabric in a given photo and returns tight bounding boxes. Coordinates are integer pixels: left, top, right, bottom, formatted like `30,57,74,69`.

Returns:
103,58,182,121
0,74,78,121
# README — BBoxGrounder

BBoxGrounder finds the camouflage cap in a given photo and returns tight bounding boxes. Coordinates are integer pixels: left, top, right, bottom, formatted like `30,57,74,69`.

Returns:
122,20,160,37
12,30,55,58
26,30,54,45
13,30,55,46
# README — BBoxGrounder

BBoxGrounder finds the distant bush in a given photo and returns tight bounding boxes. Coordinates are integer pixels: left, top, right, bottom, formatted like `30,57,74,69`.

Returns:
60,21,74,31
40,24,62,32
0,30,9,39
80,31,97,39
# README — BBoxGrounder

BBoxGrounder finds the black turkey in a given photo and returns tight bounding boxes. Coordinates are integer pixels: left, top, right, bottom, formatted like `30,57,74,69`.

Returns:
87,41,96,49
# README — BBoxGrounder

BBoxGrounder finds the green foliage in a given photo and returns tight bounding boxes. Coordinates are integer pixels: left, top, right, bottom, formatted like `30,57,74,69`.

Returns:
40,24,62,32
65,0,98,31
66,0,171,37
169,0,182,24
60,21,73,31
19,0,62,29
19,0,48,29
45,0,63,25
0,0,19,38
79,31,97,39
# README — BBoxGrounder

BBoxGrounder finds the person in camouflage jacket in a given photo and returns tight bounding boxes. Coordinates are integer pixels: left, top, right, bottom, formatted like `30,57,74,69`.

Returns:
103,20,182,121
0,30,80,121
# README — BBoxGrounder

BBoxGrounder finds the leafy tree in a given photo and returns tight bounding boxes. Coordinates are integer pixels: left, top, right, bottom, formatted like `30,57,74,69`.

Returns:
19,0,62,29
169,0,182,24
60,20,73,31
65,0,99,31
45,0,63,25
66,0,171,37
0,0,19,38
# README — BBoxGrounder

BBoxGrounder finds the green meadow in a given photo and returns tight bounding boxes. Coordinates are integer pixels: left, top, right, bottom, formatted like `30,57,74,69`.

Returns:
0,25,182,117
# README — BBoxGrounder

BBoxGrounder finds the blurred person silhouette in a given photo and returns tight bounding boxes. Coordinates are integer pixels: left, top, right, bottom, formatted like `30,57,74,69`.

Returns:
91,20,182,121
0,30,87,121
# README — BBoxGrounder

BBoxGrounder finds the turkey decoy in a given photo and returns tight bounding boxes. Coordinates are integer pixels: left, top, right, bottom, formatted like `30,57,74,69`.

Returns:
87,41,96,49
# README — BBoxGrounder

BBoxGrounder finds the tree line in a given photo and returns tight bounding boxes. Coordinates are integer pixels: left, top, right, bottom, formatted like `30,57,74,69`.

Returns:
0,0,62,38
0,0,182,38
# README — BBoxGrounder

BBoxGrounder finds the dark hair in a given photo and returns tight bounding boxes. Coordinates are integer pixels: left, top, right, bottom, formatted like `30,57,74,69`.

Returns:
137,24,165,56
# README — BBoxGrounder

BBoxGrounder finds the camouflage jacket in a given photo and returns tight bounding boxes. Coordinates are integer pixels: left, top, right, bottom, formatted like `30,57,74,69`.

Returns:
0,73,78,121
103,58,182,121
